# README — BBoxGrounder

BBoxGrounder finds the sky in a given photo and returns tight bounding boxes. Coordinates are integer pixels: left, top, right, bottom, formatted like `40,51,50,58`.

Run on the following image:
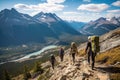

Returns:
0,0,120,22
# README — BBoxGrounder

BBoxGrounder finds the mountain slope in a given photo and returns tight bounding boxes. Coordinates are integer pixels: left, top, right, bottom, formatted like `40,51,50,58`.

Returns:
2,26,120,80
66,21,85,31
0,8,81,47
80,17,120,35
79,27,120,53
44,27,120,80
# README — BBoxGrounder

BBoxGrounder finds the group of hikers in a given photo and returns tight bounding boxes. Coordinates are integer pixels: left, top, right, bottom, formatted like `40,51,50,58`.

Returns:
50,36,100,70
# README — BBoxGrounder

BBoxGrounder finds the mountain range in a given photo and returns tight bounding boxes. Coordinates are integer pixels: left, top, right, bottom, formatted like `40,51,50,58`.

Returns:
80,17,120,35
0,8,120,47
0,8,81,47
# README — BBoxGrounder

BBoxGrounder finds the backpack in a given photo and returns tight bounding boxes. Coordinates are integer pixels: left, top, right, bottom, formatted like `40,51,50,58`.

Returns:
71,46,77,54
91,36,100,53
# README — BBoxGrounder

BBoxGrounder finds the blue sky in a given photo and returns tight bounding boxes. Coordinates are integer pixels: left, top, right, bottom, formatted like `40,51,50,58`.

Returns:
0,0,120,22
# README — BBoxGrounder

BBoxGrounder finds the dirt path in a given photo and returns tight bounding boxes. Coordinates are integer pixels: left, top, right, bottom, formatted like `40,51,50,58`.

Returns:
49,55,109,80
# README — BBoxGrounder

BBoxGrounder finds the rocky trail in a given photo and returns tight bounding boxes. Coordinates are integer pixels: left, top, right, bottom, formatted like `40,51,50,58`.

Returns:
48,54,110,80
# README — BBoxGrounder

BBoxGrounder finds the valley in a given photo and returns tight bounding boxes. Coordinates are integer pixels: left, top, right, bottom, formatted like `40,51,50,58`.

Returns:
0,7,120,80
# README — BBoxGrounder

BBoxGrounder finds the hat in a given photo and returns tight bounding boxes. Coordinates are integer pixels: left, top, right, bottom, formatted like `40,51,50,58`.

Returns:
88,36,91,40
50,54,54,56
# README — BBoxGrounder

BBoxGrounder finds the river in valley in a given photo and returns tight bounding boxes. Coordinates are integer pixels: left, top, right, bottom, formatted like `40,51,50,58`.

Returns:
0,45,58,65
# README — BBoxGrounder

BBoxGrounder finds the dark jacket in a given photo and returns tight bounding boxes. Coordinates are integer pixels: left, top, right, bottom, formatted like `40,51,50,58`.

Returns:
85,41,92,53
59,48,64,56
50,55,56,63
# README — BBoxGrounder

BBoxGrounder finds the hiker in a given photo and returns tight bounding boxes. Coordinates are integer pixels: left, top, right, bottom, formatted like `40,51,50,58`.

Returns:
59,47,64,62
50,54,56,70
70,42,78,64
85,36,100,70
85,36,93,67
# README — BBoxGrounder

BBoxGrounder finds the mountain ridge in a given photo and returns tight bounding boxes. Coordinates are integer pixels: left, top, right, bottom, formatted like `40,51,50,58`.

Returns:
0,8,81,47
80,17,120,35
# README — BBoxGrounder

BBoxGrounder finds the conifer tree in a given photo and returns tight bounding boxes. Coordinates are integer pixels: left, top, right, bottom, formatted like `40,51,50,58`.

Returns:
3,69,11,80
33,61,43,73
23,65,31,80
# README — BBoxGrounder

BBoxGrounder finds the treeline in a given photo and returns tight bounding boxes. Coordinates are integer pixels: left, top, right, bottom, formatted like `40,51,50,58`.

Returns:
0,49,59,80
2,61,44,80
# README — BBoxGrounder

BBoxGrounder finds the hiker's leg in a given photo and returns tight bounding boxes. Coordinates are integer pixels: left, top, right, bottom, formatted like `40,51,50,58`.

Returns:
73,53,75,63
92,52,95,69
60,55,62,62
52,62,54,69
88,52,90,64
61,54,63,62
72,53,75,63
62,54,64,61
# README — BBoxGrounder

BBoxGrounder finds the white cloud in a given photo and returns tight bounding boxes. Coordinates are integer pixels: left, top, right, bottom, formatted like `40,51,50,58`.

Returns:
14,4,30,10
112,1,120,7
14,0,65,16
83,0,91,2
106,9,120,18
47,0,65,4
14,3,64,12
59,12,102,22
106,13,120,18
63,12,84,15
77,3,109,12
107,9,120,13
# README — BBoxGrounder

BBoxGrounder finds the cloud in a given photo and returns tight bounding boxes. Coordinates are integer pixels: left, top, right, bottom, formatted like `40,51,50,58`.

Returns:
14,4,30,10
77,3,109,12
14,3,64,11
14,0,65,16
112,1,120,7
83,0,91,2
60,12,102,22
47,0,65,4
107,9,120,13
63,12,84,15
106,13,120,18
106,9,120,18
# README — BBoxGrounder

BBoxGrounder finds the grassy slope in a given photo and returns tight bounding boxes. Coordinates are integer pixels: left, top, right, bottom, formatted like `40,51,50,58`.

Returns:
96,46,120,80
96,46,120,65
78,46,120,80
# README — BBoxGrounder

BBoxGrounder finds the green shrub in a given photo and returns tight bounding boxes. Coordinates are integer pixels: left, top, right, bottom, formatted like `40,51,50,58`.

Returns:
23,65,31,80
3,69,11,80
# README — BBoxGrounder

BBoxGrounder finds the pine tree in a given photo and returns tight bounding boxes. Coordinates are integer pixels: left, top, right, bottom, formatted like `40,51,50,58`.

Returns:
23,65,31,80
33,61,43,73
3,69,11,80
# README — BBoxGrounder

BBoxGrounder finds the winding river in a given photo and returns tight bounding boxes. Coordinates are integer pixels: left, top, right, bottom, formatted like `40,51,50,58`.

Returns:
0,45,58,64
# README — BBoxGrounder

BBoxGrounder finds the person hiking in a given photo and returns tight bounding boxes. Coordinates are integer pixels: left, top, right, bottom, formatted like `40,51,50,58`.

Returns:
85,36,100,70
85,36,93,68
59,47,64,62
50,54,56,70
70,42,78,64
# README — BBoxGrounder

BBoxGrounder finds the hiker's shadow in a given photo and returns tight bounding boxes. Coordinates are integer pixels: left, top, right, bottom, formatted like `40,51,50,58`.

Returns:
96,66,120,73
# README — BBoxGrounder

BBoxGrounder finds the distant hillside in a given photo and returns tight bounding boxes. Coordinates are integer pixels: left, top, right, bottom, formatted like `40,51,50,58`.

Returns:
0,26,120,80
66,21,86,31
0,8,82,47
80,17,120,35
79,27,120,53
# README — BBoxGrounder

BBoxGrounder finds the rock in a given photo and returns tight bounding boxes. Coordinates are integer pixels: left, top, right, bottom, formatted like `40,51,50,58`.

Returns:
59,75,67,80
